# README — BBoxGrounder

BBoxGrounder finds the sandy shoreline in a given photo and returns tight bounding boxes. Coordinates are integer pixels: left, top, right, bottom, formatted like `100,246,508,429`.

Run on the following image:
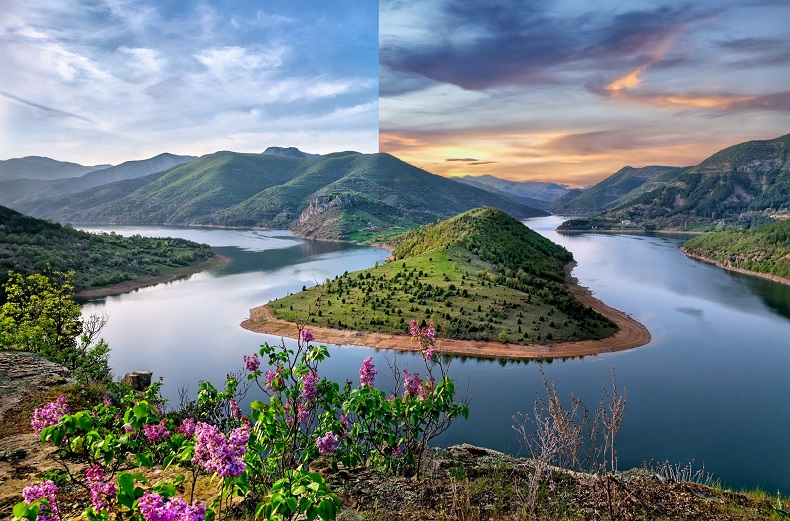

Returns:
681,248,790,287
74,254,230,299
240,261,651,360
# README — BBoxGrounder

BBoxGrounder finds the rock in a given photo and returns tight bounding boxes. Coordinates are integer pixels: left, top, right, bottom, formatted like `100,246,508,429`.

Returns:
122,370,153,391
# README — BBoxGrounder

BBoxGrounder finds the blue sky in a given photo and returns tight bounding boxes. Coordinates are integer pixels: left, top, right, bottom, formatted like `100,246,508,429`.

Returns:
380,0,790,185
0,0,378,165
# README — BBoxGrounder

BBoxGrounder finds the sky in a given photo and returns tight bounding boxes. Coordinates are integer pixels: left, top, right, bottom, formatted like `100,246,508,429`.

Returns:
2,1,788,187
380,0,790,186
0,0,378,165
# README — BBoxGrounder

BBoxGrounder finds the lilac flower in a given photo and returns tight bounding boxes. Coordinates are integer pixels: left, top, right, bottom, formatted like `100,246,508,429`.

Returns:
243,353,260,372
264,368,283,390
359,356,377,387
409,320,437,354
403,370,429,400
22,480,60,521
192,422,249,477
86,465,116,513
300,329,315,343
229,399,242,420
102,396,112,407
143,420,171,443
177,418,196,437
392,445,404,457
297,402,310,424
137,490,206,521
31,395,68,435
301,371,319,403
339,413,351,437
316,431,339,454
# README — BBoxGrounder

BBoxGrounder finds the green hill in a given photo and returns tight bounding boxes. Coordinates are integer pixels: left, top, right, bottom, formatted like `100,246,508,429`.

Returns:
552,165,687,216
559,134,790,231
18,152,546,242
269,207,616,344
0,205,214,294
682,219,790,281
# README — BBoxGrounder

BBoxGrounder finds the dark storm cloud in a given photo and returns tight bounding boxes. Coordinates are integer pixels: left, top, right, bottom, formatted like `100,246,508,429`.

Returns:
381,1,714,91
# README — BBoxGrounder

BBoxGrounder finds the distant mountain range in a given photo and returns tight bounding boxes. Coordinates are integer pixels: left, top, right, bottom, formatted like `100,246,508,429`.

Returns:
0,156,111,181
0,153,196,207
558,133,790,231
15,151,546,241
454,175,570,210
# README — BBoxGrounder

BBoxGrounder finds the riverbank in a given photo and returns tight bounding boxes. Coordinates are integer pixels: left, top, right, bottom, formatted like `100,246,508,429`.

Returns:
75,254,230,299
241,261,651,360
682,248,790,287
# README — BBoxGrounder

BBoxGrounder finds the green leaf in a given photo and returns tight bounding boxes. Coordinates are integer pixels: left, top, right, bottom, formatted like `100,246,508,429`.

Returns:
136,452,152,467
286,496,298,513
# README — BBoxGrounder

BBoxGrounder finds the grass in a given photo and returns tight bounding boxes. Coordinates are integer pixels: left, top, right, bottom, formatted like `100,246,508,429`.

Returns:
270,246,616,345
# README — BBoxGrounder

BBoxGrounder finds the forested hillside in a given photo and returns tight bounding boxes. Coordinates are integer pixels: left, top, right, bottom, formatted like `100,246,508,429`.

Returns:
682,219,790,281
0,205,214,293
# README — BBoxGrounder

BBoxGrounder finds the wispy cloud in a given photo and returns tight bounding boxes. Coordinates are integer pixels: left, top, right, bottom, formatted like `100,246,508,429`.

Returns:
1,0,378,164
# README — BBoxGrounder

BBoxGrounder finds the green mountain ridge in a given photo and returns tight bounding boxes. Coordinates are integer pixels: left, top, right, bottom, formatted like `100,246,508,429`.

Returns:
559,133,790,231
17,152,547,241
269,207,616,344
552,165,688,216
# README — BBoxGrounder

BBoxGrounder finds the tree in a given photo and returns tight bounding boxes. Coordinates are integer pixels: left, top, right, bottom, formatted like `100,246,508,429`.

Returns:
0,271,111,383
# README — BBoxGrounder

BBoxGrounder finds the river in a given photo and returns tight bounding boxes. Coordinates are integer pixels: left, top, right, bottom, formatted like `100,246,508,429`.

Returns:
79,217,790,494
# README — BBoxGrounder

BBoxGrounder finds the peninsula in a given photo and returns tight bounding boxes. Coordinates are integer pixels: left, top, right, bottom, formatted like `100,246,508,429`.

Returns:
242,207,650,359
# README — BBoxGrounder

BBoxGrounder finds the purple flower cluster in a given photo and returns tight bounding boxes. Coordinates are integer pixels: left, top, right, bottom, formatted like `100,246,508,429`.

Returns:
137,490,206,521
86,465,116,513
409,320,437,360
403,370,430,400
192,422,249,477
301,371,319,403
264,368,283,390
31,395,68,435
299,329,315,343
22,480,60,521
359,356,377,387
176,418,196,437
316,431,339,454
243,353,260,372
229,399,242,420
143,419,171,443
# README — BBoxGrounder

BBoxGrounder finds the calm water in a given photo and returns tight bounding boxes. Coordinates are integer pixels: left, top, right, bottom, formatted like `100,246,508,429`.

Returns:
80,219,790,494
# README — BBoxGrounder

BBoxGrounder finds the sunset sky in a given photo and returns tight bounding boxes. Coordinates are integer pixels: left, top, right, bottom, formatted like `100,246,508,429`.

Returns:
1,0,378,165
380,0,790,186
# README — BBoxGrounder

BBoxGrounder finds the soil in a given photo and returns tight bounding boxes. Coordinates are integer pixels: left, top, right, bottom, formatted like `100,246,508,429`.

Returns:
241,261,652,360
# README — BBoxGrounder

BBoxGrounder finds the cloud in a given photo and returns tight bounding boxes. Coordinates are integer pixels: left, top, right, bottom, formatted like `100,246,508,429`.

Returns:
446,157,478,162
381,1,711,91
0,91,94,122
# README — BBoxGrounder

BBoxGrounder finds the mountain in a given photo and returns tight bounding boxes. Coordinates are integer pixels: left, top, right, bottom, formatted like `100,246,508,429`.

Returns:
0,156,110,181
265,207,616,344
559,133,790,231
0,205,214,292
682,218,790,281
262,146,319,158
552,165,687,216
0,153,196,206
455,175,570,210
18,151,547,241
